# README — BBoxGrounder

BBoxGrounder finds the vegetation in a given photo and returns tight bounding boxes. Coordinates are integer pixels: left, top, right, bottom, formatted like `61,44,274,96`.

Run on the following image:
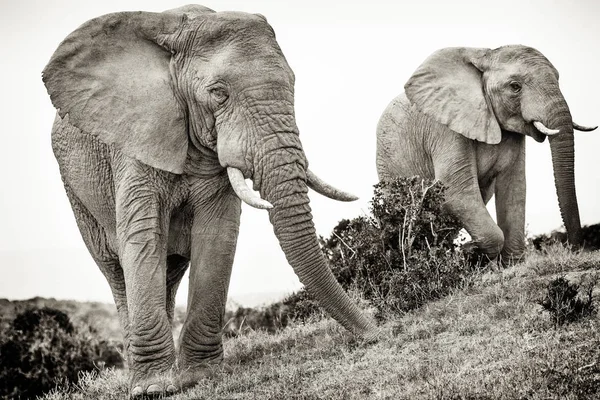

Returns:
4,178,600,398
540,276,596,327
275,177,476,323
531,223,600,251
0,307,123,399
223,177,471,335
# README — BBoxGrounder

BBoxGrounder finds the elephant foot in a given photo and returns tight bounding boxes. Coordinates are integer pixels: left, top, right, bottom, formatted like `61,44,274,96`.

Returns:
129,372,178,399
462,242,496,269
500,248,526,267
178,361,233,390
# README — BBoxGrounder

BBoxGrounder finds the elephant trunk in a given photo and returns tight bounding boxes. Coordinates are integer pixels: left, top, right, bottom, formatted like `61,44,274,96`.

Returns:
254,134,378,339
546,99,582,246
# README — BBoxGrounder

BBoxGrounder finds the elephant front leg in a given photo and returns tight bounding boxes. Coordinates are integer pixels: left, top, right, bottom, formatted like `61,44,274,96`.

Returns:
495,147,527,263
434,141,504,258
118,202,178,397
178,176,241,389
114,174,180,398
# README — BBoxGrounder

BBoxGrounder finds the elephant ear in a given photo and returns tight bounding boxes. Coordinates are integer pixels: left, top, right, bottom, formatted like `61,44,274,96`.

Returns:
405,47,502,145
42,11,189,173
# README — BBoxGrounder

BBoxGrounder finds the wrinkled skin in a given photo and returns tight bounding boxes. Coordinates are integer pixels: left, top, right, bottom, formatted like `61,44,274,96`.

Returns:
43,5,377,398
377,45,590,262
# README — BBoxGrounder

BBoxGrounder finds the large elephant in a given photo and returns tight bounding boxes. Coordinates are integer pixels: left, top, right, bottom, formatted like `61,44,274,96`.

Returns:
43,5,377,398
377,45,595,261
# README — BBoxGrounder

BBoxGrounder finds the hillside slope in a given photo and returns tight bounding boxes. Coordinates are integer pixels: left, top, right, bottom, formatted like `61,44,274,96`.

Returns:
44,246,600,400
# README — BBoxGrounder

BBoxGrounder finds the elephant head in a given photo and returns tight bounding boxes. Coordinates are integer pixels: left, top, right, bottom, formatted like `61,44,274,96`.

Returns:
404,45,596,246
42,6,376,339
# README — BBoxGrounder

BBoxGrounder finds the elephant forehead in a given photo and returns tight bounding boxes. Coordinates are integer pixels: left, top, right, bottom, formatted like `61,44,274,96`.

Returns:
187,11,276,46
487,58,558,83
490,46,558,77
493,45,545,61
180,15,288,74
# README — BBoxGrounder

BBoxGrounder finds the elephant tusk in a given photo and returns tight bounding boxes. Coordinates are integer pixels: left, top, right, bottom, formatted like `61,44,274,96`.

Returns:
306,169,359,202
533,121,560,135
573,122,598,132
227,167,273,210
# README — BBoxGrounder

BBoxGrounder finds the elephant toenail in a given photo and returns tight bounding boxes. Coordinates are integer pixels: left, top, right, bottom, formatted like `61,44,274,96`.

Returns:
146,384,162,395
131,386,143,397
166,384,178,393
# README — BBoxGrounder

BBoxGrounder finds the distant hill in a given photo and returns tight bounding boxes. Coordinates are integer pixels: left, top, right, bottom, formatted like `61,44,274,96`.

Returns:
0,297,122,341
0,291,292,344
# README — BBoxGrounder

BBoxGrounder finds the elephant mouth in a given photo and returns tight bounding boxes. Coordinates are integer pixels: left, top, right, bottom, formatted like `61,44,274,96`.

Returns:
227,167,273,209
533,121,560,136
523,120,558,143
226,166,358,209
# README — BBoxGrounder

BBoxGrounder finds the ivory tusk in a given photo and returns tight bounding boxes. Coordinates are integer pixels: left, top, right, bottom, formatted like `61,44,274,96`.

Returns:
533,121,560,135
227,167,273,210
306,169,359,202
573,122,598,132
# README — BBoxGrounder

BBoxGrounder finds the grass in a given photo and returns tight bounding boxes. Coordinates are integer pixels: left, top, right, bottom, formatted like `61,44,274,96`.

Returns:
42,244,600,399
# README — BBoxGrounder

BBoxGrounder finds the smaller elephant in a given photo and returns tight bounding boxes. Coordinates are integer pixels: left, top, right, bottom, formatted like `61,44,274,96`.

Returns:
377,45,596,261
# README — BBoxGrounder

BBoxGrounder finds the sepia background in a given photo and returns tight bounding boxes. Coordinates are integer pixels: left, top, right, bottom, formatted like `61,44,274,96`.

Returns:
1,0,599,306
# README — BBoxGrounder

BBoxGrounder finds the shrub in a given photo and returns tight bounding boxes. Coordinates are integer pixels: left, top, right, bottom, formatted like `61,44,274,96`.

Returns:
530,223,600,251
283,177,471,320
223,305,285,337
223,292,322,336
539,277,596,326
0,307,122,399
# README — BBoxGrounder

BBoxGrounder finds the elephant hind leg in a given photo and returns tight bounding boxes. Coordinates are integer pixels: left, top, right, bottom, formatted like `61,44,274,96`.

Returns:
177,175,241,389
495,153,527,264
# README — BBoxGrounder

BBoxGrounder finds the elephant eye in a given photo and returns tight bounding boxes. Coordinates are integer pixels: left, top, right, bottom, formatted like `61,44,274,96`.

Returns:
209,87,229,104
509,81,522,93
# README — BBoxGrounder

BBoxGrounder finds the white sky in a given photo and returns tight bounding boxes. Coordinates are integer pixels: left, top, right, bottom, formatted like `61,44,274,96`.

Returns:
1,0,599,306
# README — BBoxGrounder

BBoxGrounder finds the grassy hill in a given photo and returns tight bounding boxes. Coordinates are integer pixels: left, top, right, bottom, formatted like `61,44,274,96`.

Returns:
39,244,600,400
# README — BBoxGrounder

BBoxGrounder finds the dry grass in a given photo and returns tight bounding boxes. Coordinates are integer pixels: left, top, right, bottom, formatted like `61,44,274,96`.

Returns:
43,244,600,399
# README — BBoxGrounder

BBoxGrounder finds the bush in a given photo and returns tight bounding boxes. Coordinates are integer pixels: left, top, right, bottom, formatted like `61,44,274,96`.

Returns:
281,177,472,321
223,305,285,337
0,307,123,399
539,277,596,326
530,223,600,251
223,292,322,336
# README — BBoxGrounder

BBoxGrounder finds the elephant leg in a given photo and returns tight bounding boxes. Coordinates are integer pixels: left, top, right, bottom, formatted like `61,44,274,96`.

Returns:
166,254,189,324
434,140,504,257
63,183,132,365
177,173,241,389
113,157,179,398
495,146,526,263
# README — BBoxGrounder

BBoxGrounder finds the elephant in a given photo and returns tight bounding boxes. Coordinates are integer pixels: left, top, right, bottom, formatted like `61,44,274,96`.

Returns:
43,5,377,398
376,45,596,261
